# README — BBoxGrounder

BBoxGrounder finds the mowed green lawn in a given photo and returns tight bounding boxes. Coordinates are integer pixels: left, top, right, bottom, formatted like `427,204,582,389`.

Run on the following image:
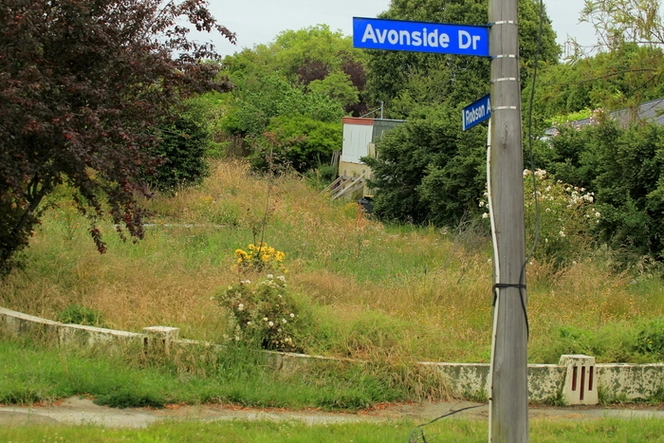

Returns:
1,418,664,442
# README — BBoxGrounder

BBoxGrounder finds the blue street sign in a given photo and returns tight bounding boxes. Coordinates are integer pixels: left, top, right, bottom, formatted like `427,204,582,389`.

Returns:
353,17,489,57
462,94,491,131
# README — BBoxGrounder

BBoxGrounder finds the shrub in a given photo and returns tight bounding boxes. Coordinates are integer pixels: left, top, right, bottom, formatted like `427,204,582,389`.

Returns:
364,105,487,226
214,275,301,352
147,107,210,192
264,116,342,173
56,304,105,327
524,169,599,265
233,242,286,274
478,169,600,266
635,318,664,358
539,119,664,259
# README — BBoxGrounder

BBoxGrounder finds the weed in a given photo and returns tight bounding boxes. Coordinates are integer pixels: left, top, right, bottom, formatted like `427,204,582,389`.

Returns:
635,317,664,358
543,390,567,407
647,386,664,405
463,388,488,404
1,158,664,368
57,304,105,327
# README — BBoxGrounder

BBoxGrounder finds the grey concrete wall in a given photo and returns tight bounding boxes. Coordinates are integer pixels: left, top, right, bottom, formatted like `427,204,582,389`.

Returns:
1,307,662,404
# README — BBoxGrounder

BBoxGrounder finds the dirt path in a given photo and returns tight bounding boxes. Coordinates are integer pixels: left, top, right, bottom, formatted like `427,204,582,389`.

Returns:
1,397,663,428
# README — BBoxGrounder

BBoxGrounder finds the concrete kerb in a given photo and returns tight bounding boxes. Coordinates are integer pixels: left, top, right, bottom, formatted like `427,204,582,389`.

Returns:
1,306,663,405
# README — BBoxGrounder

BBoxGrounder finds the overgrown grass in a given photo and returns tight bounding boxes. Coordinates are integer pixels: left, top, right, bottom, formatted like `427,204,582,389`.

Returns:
0,336,453,410
2,418,664,442
1,158,664,368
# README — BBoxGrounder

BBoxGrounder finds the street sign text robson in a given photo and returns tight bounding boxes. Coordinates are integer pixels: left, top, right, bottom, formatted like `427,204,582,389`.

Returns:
353,17,489,57
462,94,491,131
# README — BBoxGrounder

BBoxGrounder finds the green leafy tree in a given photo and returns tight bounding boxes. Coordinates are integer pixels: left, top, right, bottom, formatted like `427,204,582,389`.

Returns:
580,0,664,52
216,25,369,173
366,0,559,118
0,0,234,272
147,105,211,192
529,0,664,126
364,106,487,226
223,25,367,109
270,26,363,81
539,115,664,258
221,74,344,138
530,44,664,124
307,72,359,109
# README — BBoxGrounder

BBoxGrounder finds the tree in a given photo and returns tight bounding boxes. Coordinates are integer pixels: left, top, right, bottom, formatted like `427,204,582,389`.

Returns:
364,105,487,226
147,103,211,192
536,115,664,259
530,44,664,125
365,0,559,118
0,0,235,272
219,25,368,140
529,0,664,124
220,74,344,139
213,25,372,175
580,0,664,51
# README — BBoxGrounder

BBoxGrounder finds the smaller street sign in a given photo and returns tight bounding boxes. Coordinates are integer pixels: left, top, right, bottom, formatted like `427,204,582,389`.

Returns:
462,94,491,131
353,17,489,57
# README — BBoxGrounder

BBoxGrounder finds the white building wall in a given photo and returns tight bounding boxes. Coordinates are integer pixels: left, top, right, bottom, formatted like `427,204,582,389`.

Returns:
341,119,374,164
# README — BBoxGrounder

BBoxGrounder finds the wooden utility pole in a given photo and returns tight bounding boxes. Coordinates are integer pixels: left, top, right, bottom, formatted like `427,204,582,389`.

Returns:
487,0,529,441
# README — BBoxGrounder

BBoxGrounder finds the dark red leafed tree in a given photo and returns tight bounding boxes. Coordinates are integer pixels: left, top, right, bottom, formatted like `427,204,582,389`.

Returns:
0,0,235,272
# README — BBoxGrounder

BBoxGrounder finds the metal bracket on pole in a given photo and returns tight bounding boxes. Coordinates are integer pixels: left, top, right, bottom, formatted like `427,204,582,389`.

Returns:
491,77,518,83
491,20,517,26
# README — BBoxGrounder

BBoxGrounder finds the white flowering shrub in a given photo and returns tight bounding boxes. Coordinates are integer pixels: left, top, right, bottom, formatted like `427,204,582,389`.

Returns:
213,274,301,352
480,169,600,265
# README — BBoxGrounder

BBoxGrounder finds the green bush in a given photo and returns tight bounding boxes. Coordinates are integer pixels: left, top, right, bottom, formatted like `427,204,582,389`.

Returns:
635,318,664,358
264,116,342,173
148,106,210,191
520,169,599,266
57,304,105,327
214,274,302,352
364,105,486,226
557,326,596,356
539,118,664,260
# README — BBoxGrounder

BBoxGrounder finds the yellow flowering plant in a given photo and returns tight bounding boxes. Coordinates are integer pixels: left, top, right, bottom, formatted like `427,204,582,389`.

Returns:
233,242,286,274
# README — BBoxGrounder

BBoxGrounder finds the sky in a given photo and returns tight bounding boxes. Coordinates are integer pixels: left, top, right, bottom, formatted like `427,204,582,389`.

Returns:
209,0,597,57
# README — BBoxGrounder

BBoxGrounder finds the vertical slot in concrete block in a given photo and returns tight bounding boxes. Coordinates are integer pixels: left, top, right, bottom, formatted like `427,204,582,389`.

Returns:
559,354,598,405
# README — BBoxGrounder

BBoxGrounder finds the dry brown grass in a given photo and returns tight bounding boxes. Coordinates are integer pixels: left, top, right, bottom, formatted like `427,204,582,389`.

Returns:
1,159,662,363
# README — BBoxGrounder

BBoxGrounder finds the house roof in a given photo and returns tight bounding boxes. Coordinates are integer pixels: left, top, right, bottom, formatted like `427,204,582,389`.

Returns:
545,98,664,136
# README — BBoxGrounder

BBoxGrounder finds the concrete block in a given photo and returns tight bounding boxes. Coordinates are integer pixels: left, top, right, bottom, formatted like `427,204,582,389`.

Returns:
143,326,180,356
560,354,598,405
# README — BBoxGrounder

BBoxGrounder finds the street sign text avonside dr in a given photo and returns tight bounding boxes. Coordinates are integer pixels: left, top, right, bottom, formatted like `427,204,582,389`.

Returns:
353,17,489,57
